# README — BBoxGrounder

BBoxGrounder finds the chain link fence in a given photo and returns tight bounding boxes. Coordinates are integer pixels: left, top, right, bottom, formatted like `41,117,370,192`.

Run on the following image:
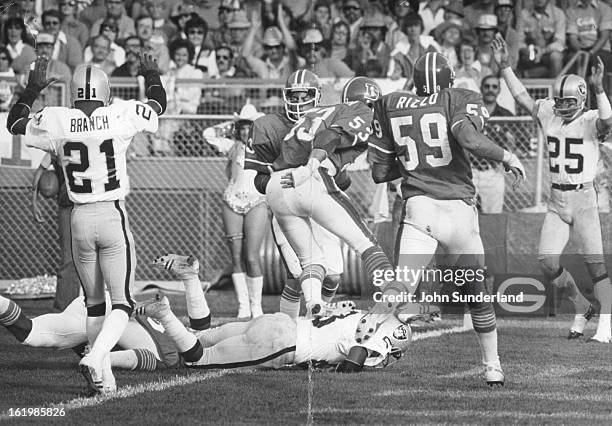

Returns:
6,77,604,286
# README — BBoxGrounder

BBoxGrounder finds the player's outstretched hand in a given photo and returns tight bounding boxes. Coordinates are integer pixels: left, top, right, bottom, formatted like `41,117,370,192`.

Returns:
139,52,160,76
27,56,57,93
491,33,509,67
280,171,296,188
589,55,605,92
503,152,526,190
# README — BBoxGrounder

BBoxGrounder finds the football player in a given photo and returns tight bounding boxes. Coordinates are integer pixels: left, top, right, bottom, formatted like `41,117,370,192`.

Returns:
245,70,357,319
247,72,400,318
135,291,412,372
6,55,167,395
0,254,211,372
366,51,527,386
494,34,612,343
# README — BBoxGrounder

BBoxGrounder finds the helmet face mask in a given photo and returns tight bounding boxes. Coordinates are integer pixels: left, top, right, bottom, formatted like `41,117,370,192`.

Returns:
70,64,111,108
283,70,321,122
552,74,587,122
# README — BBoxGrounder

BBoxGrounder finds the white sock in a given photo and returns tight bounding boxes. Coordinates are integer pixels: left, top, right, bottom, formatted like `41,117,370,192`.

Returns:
246,275,264,317
476,330,500,367
158,311,198,353
88,310,129,361
232,272,251,318
110,350,138,370
0,294,10,314
594,278,612,337
300,277,322,306
86,315,105,347
183,275,210,320
101,353,115,388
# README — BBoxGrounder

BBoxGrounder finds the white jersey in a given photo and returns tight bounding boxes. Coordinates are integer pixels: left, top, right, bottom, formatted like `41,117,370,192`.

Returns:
24,100,158,203
294,311,392,367
535,99,600,185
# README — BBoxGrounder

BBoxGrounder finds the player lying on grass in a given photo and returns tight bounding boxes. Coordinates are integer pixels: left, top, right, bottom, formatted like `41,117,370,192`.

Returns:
136,254,412,372
0,256,211,373
494,34,612,342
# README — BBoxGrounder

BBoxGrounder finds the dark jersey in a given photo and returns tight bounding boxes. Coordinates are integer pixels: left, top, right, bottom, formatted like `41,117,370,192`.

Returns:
368,88,489,200
245,102,373,175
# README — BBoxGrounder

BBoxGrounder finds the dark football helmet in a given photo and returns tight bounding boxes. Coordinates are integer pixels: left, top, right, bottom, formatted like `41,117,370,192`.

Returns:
413,52,455,96
283,69,321,122
341,76,382,108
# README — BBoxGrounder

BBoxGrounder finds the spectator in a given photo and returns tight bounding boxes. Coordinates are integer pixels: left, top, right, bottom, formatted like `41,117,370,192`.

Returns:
245,25,298,80
145,0,178,43
212,44,252,78
394,13,439,65
10,0,42,41
261,0,294,31
442,0,466,25
29,31,71,106
433,21,462,68
85,34,116,75
454,37,492,92
345,11,392,77
474,14,514,74
84,18,126,67
136,14,170,74
185,16,217,76
42,9,83,72
227,10,262,66
472,75,515,214
166,38,203,115
111,35,141,77
210,0,241,49
300,0,334,39
298,27,355,78
517,0,566,78
169,9,199,40
464,0,495,33
59,0,89,49
329,20,351,61
566,0,612,73
3,17,36,75
419,0,445,36
494,0,520,68
91,0,136,42
341,0,365,49
383,1,409,49
78,0,107,29
0,46,15,78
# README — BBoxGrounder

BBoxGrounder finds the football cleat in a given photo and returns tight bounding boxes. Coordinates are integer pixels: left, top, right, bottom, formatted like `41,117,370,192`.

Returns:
588,334,612,343
484,365,505,387
310,301,357,318
396,302,440,324
152,253,200,279
355,302,396,342
79,355,104,397
133,292,170,319
568,304,596,339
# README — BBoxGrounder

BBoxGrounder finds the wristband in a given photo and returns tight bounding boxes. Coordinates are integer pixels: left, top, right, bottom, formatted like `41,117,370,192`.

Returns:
596,92,612,120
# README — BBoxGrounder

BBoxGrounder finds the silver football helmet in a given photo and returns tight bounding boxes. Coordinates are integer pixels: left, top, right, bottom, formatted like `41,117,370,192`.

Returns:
373,316,412,368
552,74,587,122
70,64,111,106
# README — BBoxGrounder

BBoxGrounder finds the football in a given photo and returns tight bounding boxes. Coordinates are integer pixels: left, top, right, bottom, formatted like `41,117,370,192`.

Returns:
38,170,59,199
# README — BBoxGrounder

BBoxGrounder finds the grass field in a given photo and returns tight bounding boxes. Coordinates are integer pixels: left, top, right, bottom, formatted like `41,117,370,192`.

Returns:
1,289,611,425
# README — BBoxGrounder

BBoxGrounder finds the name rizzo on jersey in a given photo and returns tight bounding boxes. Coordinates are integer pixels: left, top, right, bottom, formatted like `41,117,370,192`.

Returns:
23,100,158,204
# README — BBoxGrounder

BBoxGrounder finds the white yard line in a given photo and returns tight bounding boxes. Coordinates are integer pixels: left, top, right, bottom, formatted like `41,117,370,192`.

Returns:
0,370,234,420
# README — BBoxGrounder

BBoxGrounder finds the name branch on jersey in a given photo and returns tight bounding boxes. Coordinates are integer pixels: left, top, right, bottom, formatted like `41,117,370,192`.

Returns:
23,100,158,203
368,88,490,200
535,99,600,185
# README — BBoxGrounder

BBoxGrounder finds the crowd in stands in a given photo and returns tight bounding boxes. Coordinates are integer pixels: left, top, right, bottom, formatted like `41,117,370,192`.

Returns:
1,0,611,88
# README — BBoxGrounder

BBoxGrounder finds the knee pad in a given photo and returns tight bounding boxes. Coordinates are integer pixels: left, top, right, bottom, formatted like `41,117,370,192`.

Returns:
537,255,561,278
87,302,106,317
299,264,326,285
584,257,607,282
225,233,244,242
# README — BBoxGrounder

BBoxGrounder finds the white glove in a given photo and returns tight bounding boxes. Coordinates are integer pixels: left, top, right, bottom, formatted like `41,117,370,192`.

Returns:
502,150,526,189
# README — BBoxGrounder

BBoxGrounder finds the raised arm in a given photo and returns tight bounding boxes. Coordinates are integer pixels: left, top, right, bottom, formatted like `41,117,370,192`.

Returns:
140,53,167,116
492,34,536,115
590,56,612,137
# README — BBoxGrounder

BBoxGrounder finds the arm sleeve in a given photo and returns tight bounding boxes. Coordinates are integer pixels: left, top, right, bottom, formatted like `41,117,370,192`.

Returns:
451,119,505,161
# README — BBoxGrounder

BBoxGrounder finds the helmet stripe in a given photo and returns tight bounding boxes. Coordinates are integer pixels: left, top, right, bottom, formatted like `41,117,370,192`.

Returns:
559,75,569,98
342,77,351,102
425,52,431,95
85,65,91,100
432,52,437,91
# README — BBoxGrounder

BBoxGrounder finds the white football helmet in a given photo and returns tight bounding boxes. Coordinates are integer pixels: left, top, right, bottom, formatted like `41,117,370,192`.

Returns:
552,74,587,122
70,64,111,106
373,316,412,368
283,69,321,122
